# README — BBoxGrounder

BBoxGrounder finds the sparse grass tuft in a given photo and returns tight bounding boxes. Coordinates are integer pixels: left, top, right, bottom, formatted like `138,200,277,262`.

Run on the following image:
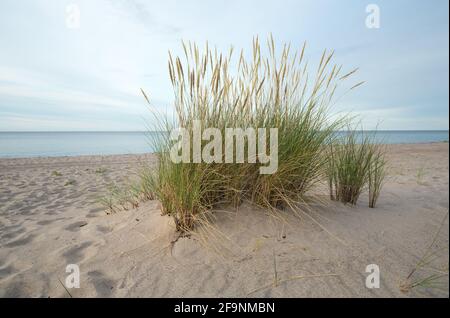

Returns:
64,180,76,186
416,166,426,185
99,175,157,214
137,167,156,201
51,171,62,177
95,167,107,174
98,192,117,215
400,211,449,294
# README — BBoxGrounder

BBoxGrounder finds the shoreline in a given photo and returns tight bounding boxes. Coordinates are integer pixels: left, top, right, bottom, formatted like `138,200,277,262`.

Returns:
0,141,448,161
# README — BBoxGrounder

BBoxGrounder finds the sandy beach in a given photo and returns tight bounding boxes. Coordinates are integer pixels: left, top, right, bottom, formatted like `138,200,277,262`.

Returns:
0,143,448,298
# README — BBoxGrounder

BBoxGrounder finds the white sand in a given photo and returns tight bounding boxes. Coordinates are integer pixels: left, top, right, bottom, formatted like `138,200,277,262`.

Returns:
0,143,448,297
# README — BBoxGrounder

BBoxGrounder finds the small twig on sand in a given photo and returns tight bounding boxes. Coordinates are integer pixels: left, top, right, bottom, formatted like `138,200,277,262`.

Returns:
58,277,73,298
273,250,278,287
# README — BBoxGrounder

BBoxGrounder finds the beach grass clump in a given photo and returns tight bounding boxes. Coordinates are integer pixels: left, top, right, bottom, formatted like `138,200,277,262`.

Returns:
51,170,62,177
327,129,386,206
64,179,76,186
145,152,211,231
95,167,107,174
144,129,234,231
416,166,427,185
143,36,362,232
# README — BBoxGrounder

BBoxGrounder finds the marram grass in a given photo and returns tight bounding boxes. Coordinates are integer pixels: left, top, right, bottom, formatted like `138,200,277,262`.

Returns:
327,129,387,207
142,36,367,232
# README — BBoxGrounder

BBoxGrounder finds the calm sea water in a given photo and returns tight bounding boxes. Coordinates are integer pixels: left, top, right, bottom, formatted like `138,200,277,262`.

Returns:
0,131,448,158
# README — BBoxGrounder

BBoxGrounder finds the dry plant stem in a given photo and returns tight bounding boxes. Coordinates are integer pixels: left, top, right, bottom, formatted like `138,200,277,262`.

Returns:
58,278,73,298
401,211,449,292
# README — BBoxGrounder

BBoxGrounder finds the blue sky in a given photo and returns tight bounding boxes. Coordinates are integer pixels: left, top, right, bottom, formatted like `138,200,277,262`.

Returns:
0,0,448,131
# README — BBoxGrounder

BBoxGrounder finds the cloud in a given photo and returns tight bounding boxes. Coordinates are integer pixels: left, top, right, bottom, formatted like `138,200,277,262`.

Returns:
106,0,181,34
0,112,144,131
0,65,148,113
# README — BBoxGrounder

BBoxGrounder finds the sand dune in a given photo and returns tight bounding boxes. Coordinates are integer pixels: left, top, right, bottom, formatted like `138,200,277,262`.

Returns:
0,143,448,297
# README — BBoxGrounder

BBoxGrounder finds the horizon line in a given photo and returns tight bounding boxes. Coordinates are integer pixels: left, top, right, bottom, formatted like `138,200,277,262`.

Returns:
0,130,449,133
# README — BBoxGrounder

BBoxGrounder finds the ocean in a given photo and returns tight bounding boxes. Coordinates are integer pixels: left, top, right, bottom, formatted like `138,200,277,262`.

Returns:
0,130,448,158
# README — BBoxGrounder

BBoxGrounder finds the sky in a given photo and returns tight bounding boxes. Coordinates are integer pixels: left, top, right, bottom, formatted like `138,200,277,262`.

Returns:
0,0,448,131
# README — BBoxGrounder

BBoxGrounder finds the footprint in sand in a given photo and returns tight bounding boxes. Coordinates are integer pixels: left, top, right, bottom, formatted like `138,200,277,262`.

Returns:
60,239,105,265
96,225,112,234
87,270,116,297
0,265,16,280
64,221,88,232
4,233,36,248
36,218,69,226
0,227,25,241
62,241,93,264
86,207,105,218
1,279,28,297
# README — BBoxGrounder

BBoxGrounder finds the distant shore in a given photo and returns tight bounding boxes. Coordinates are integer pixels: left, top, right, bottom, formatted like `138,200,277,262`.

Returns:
0,143,448,297
0,140,447,160
0,131,448,158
